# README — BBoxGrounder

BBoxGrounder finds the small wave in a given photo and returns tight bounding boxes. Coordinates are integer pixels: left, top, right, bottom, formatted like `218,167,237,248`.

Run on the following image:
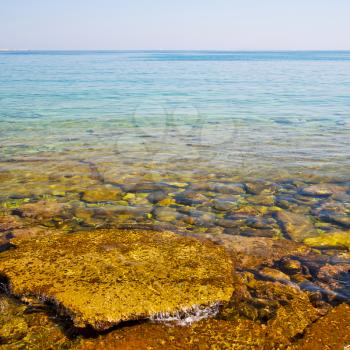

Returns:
150,303,220,326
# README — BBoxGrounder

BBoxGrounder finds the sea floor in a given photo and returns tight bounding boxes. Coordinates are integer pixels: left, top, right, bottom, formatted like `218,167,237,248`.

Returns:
0,153,349,349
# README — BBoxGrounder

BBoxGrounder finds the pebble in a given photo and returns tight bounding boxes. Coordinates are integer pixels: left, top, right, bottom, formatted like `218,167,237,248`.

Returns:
153,207,179,222
214,183,246,195
300,183,345,197
259,267,291,282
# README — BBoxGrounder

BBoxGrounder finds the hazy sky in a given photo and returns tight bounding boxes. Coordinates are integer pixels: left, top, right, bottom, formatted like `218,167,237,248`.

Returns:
1,0,350,50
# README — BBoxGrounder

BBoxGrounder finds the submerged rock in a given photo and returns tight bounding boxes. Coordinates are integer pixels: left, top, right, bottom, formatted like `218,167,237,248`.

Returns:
0,294,73,349
0,229,234,331
210,234,310,270
312,201,350,228
213,183,246,195
153,207,179,222
258,267,291,283
0,214,23,233
300,183,346,197
11,200,68,220
304,231,350,250
81,186,122,203
75,273,323,350
276,210,318,242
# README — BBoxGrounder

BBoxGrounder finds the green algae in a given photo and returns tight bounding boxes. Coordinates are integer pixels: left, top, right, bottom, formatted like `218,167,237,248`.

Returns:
0,294,74,349
81,186,122,203
0,229,234,331
304,231,350,250
276,210,318,242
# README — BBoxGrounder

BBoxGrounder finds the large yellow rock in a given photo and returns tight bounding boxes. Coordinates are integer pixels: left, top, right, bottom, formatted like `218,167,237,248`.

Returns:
0,229,233,330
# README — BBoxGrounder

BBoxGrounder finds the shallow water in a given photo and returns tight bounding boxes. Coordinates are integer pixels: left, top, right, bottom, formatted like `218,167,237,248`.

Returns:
0,51,350,348
1,51,350,180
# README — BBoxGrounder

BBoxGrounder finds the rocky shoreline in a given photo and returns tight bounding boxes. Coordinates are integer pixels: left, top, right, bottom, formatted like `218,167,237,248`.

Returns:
0,162,350,348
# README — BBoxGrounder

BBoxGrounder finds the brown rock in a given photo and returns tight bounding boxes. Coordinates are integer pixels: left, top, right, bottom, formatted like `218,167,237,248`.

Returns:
276,210,318,242
292,303,350,350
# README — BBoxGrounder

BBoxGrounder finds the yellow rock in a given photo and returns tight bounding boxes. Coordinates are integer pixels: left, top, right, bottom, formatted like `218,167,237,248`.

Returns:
304,231,350,249
122,193,136,200
158,198,176,206
81,186,122,203
0,229,234,331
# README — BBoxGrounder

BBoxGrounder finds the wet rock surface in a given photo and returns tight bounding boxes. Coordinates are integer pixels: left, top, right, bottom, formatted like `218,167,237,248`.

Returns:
291,303,350,350
276,210,318,242
0,168,350,348
0,229,234,331
0,294,75,349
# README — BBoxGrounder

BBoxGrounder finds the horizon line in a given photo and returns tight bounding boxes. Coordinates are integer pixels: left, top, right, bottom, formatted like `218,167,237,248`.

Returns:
1,49,350,53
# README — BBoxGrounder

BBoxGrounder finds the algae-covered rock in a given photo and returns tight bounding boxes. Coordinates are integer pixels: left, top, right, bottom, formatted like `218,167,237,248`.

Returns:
0,294,74,349
292,303,350,350
12,200,67,220
153,207,179,222
259,267,290,282
0,214,23,232
0,229,233,330
74,277,321,350
276,210,318,242
74,319,269,350
81,186,122,203
213,234,310,269
304,231,350,250
300,183,345,197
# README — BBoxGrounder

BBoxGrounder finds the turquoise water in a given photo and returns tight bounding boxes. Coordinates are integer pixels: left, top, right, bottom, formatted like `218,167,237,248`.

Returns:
0,51,350,180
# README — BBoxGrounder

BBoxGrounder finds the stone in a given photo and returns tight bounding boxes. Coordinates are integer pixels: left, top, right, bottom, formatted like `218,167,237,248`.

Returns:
0,214,23,232
209,235,310,270
220,272,320,346
291,303,350,350
312,201,350,228
174,192,209,206
74,319,269,350
304,231,350,250
239,228,276,238
153,207,179,222
213,183,245,195
246,194,275,206
147,191,167,204
122,193,136,201
158,197,176,206
217,218,243,228
300,183,345,197
245,181,277,195
122,182,175,194
259,267,291,282
0,229,233,330
212,200,236,211
10,227,58,240
280,258,302,275
275,210,318,242
11,200,67,220
0,294,73,348
81,186,122,203
0,315,28,343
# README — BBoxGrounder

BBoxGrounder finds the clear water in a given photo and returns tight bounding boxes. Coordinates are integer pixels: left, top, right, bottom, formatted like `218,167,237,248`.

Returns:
1,51,350,182
1,51,350,349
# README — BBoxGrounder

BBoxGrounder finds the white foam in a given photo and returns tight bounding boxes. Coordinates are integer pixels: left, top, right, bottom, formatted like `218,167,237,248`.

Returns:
150,303,220,326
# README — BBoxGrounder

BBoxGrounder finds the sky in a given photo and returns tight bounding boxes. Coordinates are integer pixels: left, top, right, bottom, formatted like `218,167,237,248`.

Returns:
1,0,350,50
